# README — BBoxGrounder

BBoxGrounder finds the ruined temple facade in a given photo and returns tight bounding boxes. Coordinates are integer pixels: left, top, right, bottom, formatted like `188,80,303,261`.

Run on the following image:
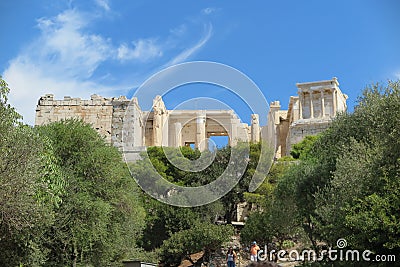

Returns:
35,94,259,160
35,77,347,159
265,77,348,158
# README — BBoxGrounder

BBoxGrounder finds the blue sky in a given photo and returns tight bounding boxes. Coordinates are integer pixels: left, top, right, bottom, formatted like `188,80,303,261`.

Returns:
1,0,399,125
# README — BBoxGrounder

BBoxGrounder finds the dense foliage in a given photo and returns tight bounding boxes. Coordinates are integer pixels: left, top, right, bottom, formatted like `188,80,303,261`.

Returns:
242,81,400,266
0,77,146,266
132,143,269,222
37,120,146,266
132,144,266,266
0,77,64,266
2,75,399,266
159,222,234,266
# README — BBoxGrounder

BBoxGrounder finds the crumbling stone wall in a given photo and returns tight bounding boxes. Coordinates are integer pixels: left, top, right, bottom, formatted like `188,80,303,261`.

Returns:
286,120,331,154
35,94,143,147
35,94,114,142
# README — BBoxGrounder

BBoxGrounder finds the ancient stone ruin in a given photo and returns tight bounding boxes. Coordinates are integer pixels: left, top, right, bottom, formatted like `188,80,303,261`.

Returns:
35,77,347,160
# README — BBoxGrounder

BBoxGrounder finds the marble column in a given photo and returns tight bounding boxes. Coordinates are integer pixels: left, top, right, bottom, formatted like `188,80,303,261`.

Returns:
250,114,260,142
321,90,325,118
153,110,162,146
162,113,169,146
299,92,303,119
309,92,314,119
173,122,182,147
332,89,337,115
229,122,238,146
196,111,207,151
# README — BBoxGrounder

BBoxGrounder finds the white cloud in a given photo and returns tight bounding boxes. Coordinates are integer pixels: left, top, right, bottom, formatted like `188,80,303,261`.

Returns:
202,7,216,15
3,54,122,125
34,9,113,78
95,0,110,11
117,39,162,62
3,56,119,124
2,7,214,125
168,23,213,65
3,9,125,124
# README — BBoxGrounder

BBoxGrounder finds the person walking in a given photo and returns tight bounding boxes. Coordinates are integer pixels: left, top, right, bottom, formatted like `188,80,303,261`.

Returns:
226,247,237,267
250,241,260,261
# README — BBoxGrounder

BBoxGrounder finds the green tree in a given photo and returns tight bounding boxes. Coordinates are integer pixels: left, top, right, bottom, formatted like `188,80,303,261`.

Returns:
312,81,400,256
37,119,146,266
273,80,400,261
244,157,296,207
290,135,319,159
240,212,272,246
132,143,266,224
241,152,305,253
159,222,234,266
138,197,201,251
0,77,64,266
213,142,272,223
0,76,21,129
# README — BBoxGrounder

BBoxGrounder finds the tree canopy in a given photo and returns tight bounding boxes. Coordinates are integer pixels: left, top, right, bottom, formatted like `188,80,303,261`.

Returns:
37,119,146,266
2,75,399,266
242,81,400,265
0,76,146,266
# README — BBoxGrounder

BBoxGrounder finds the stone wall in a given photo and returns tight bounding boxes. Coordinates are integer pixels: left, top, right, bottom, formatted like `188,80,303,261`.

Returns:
35,95,259,155
286,119,331,154
35,94,143,155
119,97,144,160
35,94,114,143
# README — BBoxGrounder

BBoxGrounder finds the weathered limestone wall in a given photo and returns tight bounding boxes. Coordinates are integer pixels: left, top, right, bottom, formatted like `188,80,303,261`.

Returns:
181,121,197,147
36,93,260,152
286,120,331,154
277,117,290,157
119,97,144,157
35,94,114,142
35,94,143,154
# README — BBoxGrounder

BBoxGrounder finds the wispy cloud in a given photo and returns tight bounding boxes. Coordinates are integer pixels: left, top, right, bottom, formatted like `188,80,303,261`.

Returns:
202,7,216,15
2,6,215,125
95,0,110,11
117,39,163,62
168,23,213,65
36,9,112,78
4,8,144,124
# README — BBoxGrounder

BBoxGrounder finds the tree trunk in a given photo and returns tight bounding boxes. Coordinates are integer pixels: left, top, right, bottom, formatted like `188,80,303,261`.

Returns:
72,243,78,267
305,219,319,254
